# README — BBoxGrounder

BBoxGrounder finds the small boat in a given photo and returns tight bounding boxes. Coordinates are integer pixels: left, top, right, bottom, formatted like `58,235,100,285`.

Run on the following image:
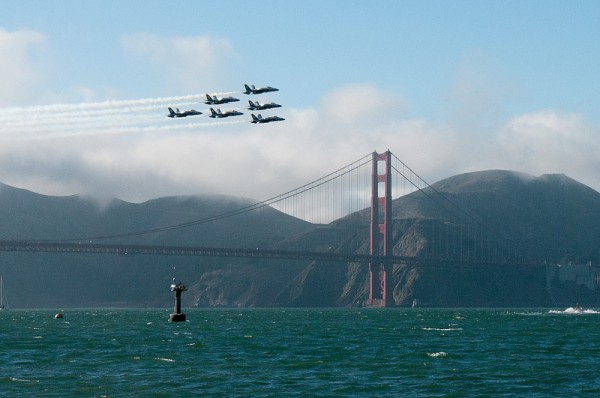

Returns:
558,304,585,314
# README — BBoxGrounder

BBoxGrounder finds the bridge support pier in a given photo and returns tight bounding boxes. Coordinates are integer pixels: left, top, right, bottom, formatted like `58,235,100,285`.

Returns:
367,151,394,307
169,278,187,322
368,263,393,307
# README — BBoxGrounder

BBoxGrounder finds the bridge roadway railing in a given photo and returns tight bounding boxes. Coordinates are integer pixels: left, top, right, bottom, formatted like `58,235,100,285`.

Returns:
0,240,540,268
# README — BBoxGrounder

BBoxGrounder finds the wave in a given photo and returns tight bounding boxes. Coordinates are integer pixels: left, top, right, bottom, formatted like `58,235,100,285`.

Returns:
155,357,175,363
427,352,448,358
10,377,39,383
422,327,463,331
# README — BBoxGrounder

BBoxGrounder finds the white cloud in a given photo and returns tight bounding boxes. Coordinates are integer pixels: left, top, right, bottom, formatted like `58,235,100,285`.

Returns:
121,33,238,93
447,50,516,134
0,28,46,106
319,83,407,124
1,84,600,218
0,83,414,205
494,111,600,189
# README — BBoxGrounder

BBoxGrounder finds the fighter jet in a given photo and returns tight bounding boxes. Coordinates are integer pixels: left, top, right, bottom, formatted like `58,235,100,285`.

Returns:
167,107,202,118
243,84,279,95
209,108,244,118
204,94,240,105
247,100,282,111
251,114,285,124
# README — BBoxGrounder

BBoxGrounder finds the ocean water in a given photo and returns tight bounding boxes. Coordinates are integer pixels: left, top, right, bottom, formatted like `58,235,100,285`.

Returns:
2,308,600,397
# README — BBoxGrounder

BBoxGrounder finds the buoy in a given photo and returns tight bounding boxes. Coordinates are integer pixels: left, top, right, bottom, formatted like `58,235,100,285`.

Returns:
54,313,63,319
169,278,187,322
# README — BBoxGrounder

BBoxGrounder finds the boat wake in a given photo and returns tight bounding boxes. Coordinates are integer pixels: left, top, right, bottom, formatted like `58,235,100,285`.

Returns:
548,307,600,315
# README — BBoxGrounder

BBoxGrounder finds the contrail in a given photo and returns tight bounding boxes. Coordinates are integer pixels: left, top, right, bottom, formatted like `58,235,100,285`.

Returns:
14,119,248,141
205,91,241,97
0,93,249,140
1,109,245,133
1,93,207,114
1,109,164,130
1,114,247,141
0,96,207,123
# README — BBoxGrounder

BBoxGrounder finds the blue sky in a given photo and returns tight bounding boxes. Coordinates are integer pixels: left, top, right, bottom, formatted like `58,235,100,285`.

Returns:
1,1,600,205
5,1,599,117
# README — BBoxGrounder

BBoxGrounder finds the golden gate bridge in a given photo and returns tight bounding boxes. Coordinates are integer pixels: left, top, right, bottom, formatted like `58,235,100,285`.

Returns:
0,151,541,307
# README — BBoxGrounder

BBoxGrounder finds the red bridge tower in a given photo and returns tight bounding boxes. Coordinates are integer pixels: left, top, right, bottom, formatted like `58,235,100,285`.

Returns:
367,151,393,307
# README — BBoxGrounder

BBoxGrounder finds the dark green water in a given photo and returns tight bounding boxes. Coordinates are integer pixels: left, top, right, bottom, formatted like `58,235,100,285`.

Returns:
1,308,600,396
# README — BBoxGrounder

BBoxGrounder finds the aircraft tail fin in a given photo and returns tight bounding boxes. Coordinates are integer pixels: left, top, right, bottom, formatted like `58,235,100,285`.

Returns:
206,94,212,101
168,107,176,117
251,114,259,123
244,84,252,94
210,108,217,117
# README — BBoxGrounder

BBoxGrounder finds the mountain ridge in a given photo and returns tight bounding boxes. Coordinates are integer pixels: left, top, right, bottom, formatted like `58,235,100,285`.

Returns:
1,169,600,308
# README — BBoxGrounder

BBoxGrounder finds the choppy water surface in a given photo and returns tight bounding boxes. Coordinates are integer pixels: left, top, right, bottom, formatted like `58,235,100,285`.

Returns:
2,308,600,396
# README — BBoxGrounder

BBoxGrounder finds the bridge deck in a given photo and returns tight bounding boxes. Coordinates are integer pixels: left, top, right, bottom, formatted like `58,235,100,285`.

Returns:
0,240,539,268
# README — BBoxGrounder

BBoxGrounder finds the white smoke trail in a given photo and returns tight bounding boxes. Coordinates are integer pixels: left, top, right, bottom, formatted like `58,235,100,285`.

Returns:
5,119,248,141
3,111,158,129
206,91,243,97
0,93,249,140
0,91,249,121
1,93,204,114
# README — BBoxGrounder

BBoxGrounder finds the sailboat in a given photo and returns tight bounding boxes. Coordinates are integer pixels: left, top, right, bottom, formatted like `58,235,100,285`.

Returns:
0,275,8,311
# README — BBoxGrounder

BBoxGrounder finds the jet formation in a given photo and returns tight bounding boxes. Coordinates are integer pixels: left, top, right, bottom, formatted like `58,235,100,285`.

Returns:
204,94,240,105
251,114,285,124
167,84,284,124
209,108,244,118
167,107,202,118
247,100,282,111
243,84,279,95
